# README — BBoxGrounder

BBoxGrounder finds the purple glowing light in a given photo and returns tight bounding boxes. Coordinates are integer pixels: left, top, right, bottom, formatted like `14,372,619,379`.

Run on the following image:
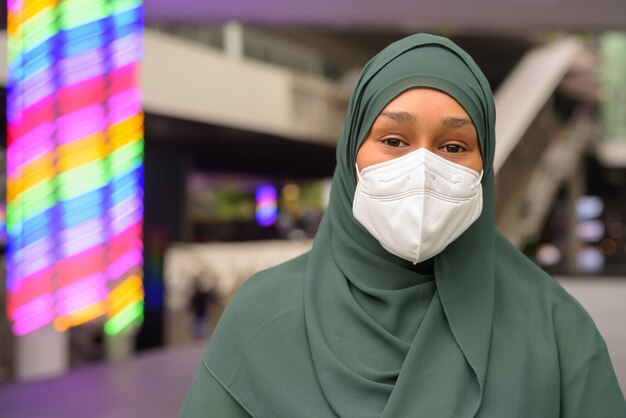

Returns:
255,184,278,227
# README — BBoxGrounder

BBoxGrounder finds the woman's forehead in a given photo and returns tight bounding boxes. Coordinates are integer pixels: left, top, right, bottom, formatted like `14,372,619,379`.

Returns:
378,87,472,117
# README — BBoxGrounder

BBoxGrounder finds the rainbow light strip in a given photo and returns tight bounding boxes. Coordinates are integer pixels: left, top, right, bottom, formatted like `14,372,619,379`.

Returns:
6,0,145,336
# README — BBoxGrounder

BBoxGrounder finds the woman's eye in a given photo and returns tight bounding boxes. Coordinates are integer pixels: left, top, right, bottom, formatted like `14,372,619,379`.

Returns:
442,144,463,153
382,138,405,147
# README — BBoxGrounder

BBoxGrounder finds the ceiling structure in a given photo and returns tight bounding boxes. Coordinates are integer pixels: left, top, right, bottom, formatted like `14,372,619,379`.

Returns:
144,0,626,31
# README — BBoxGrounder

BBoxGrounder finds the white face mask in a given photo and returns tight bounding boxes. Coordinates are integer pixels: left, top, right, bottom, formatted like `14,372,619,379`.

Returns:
353,148,483,264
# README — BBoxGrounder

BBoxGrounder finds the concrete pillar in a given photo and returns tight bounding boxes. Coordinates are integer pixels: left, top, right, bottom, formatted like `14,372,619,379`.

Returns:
15,324,68,381
223,21,244,59
105,325,138,362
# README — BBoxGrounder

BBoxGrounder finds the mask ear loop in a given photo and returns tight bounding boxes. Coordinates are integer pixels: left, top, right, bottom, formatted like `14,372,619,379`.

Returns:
355,163,365,183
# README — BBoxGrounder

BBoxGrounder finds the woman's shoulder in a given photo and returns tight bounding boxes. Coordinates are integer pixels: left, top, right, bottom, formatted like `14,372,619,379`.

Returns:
229,251,309,318
205,252,309,348
492,233,620,371
202,251,310,387
494,231,573,300
492,231,603,333
493,232,607,342
490,236,626,415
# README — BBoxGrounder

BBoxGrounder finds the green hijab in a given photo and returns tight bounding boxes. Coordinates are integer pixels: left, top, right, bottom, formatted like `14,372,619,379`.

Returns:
302,33,495,417
195,33,625,418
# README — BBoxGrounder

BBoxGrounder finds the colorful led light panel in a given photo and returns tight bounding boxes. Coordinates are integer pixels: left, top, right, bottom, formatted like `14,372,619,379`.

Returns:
7,0,146,336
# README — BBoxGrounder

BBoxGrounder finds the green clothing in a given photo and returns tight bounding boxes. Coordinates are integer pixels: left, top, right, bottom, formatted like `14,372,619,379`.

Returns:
180,357,251,417
180,34,626,417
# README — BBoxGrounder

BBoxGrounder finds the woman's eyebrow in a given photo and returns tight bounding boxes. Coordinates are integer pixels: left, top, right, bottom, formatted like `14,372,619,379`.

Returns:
443,116,474,129
380,111,416,122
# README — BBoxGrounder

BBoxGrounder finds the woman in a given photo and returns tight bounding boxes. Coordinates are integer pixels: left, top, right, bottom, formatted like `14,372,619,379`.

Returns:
180,34,626,417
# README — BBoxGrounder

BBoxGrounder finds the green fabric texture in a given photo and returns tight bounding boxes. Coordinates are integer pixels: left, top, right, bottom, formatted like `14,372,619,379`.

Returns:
180,358,252,417
181,34,626,417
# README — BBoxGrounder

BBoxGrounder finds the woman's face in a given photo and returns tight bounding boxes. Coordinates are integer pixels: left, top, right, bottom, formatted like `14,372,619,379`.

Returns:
356,88,483,174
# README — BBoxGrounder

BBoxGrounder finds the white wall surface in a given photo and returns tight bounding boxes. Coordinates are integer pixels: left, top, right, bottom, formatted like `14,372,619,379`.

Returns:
142,29,346,145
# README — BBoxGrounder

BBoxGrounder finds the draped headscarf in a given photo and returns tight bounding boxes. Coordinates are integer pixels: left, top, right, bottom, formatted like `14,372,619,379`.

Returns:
198,33,625,418
301,33,495,417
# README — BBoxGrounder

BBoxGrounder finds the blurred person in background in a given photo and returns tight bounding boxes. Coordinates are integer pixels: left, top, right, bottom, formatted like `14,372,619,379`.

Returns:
180,34,626,417
189,280,217,340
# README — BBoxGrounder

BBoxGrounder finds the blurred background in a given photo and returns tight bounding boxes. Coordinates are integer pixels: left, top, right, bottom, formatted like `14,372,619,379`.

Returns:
1,1,626,416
